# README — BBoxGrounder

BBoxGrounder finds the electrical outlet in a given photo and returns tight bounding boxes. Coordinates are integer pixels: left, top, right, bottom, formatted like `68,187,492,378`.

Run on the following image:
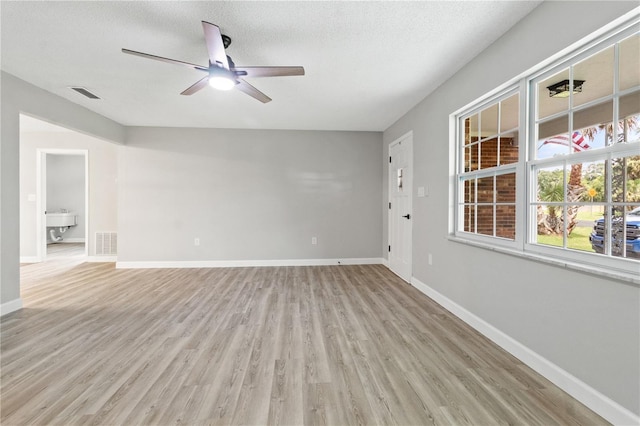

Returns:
311,237,317,245
194,238,200,246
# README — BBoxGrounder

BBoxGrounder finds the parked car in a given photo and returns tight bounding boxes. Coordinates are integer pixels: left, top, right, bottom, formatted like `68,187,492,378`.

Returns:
590,206,640,258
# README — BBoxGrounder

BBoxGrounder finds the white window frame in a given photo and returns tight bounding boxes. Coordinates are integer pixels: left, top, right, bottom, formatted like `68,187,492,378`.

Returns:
526,145,639,274
454,87,523,250
451,12,640,279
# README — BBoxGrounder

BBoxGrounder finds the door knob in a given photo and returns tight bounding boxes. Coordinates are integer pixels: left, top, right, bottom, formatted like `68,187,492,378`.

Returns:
402,214,411,219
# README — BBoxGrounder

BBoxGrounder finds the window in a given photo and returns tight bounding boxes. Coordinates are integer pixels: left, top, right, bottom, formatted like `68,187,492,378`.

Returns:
530,31,639,268
454,18,639,276
457,91,520,242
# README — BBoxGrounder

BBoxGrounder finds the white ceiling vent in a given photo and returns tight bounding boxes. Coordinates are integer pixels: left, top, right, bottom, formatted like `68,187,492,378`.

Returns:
69,86,101,99
95,232,117,256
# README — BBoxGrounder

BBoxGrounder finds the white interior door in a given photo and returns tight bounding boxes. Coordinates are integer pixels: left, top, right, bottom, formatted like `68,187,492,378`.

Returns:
37,151,48,261
388,133,413,282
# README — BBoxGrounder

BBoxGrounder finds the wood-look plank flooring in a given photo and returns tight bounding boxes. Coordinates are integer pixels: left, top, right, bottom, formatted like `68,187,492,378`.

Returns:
2,261,607,425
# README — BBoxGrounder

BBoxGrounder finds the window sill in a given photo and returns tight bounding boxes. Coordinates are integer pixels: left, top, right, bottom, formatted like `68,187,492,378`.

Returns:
448,235,640,286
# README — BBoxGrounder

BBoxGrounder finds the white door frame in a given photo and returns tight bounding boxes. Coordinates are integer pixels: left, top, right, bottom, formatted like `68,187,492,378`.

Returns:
36,149,89,261
388,131,413,282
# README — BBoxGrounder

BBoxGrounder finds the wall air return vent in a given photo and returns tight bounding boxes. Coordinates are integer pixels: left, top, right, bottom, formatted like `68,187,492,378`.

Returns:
95,232,117,256
69,86,101,99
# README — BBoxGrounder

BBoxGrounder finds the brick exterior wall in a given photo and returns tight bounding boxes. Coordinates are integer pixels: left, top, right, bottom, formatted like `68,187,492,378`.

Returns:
463,116,518,238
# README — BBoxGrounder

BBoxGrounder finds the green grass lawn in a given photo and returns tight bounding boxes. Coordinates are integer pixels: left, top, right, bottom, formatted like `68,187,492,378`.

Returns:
536,206,605,252
576,208,604,222
537,225,594,252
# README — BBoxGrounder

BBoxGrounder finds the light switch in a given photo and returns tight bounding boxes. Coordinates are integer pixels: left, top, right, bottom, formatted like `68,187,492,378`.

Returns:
28,194,36,202
417,186,425,197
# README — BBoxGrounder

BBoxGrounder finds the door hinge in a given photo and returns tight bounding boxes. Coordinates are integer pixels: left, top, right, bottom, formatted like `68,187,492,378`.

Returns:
388,202,391,209
389,156,392,163
388,245,391,252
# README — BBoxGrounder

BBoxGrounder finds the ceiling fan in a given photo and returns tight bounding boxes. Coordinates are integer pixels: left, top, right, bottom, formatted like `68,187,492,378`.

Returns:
122,21,305,103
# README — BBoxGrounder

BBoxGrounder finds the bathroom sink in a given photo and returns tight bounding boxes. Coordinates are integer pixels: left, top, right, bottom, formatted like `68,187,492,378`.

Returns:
46,211,77,227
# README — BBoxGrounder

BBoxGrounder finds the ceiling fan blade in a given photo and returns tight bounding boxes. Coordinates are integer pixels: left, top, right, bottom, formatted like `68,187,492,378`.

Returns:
233,66,305,78
201,21,229,69
122,48,208,72
180,75,210,96
235,79,271,103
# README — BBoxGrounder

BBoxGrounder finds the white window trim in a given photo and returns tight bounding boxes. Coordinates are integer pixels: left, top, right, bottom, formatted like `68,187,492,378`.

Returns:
450,10,640,283
454,87,522,250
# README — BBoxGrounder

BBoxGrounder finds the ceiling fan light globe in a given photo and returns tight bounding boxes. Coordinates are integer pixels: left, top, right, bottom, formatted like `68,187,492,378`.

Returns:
209,76,236,91
208,66,236,90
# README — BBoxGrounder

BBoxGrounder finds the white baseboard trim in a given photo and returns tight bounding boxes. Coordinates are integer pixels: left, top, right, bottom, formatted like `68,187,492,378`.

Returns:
116,257,384,269
381,257,389,267
410,276,640,426
86,256,117,263
20,256,41,263
1,298,23,317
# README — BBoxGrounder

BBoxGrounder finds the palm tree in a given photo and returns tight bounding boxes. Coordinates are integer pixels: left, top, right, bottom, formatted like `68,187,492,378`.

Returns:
581,116,639,143
538,116,639,236
537,180,565,234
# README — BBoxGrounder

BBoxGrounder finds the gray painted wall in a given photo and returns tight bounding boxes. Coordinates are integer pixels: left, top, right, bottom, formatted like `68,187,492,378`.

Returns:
20,130,119,257
1,71,124,307
46,154,85,242
2,1,638,418
120,127,382,262
383,1,639,415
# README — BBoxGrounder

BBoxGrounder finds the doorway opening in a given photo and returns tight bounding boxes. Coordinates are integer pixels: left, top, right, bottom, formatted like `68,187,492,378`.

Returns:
37,149,89,261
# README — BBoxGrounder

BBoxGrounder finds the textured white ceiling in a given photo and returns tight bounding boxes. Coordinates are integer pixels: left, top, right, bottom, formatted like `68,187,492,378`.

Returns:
1,1,541,131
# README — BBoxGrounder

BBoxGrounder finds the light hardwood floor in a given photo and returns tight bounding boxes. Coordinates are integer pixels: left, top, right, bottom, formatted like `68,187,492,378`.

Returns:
2,261,607,425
